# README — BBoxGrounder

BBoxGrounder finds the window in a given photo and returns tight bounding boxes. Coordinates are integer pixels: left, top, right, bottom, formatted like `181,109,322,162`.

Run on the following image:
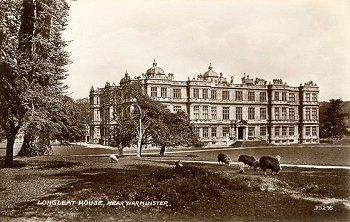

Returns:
151,87,157,97
282,92,287,101
211,127,217,137
173,106,182,112
194,106,200,119
194,127,200,137
203,127,209,138
274,107,280,120
235,91,243,101
248,91,255,101
95,110,100,121
211,90,217,100
312,127,317,136
161,87,167,98
248,127,255,137
202,106,209,119
289,108,295,120
223,127,230,137
282,126,287,136
306,127,311,136
260,92,266,102
202,88,208,99
305,108,311,120
223,107,230,120
289,93,295,102
282,107,287,120
95,96,99,104
260,108,267,120
211,107,217,119
260,126,266,136
289,127,295,136
275,126,280,137
222,90,230,100
312,108,317,120
193,88,199,98
248,107,255,120
173,88,181,99
305,93,310,102
274,92,279,101
236,107,242,120
312,93,317,102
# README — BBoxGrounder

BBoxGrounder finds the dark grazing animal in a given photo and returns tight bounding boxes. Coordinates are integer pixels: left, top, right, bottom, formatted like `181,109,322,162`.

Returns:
238,155,259,170
259,155,282,175
218,153,231,165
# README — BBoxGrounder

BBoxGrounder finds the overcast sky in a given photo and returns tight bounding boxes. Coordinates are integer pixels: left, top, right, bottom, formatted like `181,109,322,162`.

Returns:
63,0,350,101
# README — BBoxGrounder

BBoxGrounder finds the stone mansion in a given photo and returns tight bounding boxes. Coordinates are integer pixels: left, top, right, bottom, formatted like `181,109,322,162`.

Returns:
89,60,319,146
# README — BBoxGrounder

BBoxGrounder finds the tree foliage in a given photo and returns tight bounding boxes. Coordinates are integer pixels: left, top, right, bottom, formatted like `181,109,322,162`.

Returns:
0,0,70,166
320,99,349,139
108,81,202,156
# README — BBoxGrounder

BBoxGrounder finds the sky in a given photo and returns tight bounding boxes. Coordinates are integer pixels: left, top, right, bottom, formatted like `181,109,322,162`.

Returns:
62,0,350,101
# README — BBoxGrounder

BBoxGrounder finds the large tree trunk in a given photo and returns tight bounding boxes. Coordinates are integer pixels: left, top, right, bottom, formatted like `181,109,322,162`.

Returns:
5,133,16,167
17,131,33,156
160,145,166,156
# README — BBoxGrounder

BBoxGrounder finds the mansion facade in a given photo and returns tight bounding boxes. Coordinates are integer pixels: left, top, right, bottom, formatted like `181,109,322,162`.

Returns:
89,60,319,146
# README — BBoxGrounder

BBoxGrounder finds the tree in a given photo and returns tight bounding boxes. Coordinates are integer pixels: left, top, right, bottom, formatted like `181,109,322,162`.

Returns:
0,0,70,166
109,81,202,156
320,99,349,139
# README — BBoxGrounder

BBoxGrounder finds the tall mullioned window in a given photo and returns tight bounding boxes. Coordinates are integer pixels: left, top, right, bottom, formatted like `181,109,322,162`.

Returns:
248,127,255,137
202,106,209,119
193,88,199,98
223,107,230,120
223,127,230,137
305,108,311,120
289,108,295,120
222,90,230,100
173,88,181,99
194,127,200,137
289,93,295,102
282,107,287,120
282,126,287,136
312,93,317,102
260,92,266,102
248,107,255,120
289,126,295,136
274,92,279,101
161,87,167,98
248,91,255,101
193,106,200,119
211,127,217,137
282,92,287,101
202,88,208,99
275,126,280,137
305,93,310,102
151,87,157,97
236,107,242,120
260,108,267,120
312,127,317,136
211,90,217,100
236,91,243,101
203,127,209,138
312,108,317,120
274,107,280,120
211,107,217,119
306,126,311,136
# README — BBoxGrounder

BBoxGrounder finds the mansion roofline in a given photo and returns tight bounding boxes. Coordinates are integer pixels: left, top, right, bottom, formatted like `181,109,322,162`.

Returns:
90,60,319,93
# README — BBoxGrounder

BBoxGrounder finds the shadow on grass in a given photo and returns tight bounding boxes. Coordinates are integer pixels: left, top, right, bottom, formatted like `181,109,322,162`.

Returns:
0,158,81,170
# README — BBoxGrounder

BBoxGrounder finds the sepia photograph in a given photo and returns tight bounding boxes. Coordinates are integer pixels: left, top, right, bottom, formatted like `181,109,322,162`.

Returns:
1,0,350,221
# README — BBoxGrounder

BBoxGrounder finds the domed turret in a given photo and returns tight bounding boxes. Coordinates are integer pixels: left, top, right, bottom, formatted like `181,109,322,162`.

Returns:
146,59,165,77
203,63,218,79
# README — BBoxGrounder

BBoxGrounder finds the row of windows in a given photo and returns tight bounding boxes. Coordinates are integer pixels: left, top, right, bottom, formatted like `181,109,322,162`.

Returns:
192,106,267,120
149,87,317,102
305,126,318,136
193,126,298,138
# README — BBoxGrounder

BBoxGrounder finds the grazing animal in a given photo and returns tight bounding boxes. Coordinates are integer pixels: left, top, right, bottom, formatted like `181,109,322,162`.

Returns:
175,160,183,167
109,154,119,163
259,155,282,175
238,155,259,171
238,162,245,173
218,153,231,165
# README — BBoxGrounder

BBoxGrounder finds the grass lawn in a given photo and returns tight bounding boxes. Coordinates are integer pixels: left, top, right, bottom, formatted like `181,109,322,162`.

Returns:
0,154,349,222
